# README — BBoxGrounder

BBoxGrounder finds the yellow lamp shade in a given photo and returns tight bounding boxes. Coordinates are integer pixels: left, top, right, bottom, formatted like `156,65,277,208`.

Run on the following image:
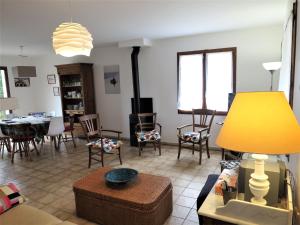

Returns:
216,92,300,154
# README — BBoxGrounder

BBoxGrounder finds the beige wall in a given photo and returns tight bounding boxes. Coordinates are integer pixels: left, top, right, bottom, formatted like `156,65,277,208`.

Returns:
91,25,282,145
1,25,282,145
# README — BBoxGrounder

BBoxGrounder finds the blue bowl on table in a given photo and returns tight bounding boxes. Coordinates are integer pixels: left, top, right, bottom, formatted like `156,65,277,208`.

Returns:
105,168,138,187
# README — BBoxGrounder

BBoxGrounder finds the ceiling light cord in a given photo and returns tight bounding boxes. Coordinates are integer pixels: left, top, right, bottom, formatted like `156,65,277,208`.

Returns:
69,0,73,23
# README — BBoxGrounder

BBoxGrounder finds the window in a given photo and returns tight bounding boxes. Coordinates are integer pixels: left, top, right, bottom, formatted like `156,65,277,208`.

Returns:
0,67,10,118
177,48,236,114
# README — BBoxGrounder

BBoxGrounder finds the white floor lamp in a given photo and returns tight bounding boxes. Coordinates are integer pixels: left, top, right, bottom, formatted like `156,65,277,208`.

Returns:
262,62,282,91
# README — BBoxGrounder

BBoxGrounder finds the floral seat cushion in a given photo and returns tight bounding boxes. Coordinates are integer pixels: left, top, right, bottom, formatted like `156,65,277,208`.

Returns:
181,132,200,142
180,131,209,143
86,138,122,153
137,129,161,142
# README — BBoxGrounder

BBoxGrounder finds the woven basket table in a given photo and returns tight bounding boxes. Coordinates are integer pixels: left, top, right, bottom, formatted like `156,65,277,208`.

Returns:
73,167,173,225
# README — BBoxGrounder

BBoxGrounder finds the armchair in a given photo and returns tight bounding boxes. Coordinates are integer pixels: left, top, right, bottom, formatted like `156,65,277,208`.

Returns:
135,113,162,156
79,114,122,168
177,109,216,164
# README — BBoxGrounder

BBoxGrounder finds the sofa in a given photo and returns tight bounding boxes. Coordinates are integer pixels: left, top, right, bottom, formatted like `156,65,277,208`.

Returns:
0,204,77,225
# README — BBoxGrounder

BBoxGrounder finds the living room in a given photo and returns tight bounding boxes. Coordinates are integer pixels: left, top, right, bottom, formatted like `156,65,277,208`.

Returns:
1,0,300,225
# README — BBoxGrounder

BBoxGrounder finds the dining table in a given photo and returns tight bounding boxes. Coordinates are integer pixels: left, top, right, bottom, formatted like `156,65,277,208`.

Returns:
0,116,51,152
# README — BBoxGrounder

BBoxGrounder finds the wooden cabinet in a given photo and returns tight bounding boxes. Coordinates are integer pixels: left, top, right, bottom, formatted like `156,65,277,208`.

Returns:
55,63,95,136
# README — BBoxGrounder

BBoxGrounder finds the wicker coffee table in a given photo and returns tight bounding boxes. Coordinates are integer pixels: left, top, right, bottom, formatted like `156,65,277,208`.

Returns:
73,167,173,225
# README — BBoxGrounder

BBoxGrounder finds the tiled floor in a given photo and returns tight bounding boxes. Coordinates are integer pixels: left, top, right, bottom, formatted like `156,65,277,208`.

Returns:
0,139,221,225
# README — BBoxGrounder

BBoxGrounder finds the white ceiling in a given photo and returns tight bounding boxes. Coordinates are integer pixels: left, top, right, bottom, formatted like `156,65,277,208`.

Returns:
0,0,287,56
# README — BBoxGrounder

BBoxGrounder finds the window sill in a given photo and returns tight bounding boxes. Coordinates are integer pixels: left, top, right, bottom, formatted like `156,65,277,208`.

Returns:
177,109,227,116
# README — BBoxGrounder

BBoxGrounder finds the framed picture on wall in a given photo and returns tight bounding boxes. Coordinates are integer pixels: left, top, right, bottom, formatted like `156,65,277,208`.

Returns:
104,65,120,94
47,74,56,84
14,78,30,87
53,87,60,96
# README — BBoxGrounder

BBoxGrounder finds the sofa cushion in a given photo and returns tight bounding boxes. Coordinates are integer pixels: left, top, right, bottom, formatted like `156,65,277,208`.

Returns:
0,204,62,225
57,222,77,225
0,183,25,214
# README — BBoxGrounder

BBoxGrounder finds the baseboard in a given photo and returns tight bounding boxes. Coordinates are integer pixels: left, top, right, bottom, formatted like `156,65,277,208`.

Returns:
120,137,222,152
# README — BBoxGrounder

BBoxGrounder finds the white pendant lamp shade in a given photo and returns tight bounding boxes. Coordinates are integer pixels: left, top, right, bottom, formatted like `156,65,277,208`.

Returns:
52,22,93,57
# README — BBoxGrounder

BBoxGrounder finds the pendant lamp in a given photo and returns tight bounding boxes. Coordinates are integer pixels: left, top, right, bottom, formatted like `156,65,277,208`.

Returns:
52,22,93,57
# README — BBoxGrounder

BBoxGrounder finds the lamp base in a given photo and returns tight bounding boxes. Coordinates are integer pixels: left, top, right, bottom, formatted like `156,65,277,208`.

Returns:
249,154,270,206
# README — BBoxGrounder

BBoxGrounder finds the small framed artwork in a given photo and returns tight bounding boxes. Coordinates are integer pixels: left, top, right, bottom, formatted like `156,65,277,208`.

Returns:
47,74,56,84
53,87,60,96
14,78,30,87
104,65,120,94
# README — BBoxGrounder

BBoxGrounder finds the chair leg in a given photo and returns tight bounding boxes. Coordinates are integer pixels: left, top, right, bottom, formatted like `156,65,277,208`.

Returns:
101,149,104,167
221,148,225,160
118,147,122,165
88,147,91,168
19,143,23,158
138,142,142,156
71,131,76,148
11,143,16,163
5,139,11,153
32,140,39,156
192,143,195,155
26,142,32,161
40,137,44,153
199,144,203,165
53,136,58,150
177,139,182,159
206,140,210,158
158,141,161,156
0,141,3,159
58,135,62,150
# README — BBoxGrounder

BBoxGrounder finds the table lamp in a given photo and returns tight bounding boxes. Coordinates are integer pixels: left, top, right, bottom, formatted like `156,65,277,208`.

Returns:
262,61,281,91
0,97,18,119
216,92,300,205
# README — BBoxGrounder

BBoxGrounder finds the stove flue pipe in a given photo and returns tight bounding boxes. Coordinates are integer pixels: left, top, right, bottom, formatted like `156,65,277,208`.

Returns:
131,46,141,114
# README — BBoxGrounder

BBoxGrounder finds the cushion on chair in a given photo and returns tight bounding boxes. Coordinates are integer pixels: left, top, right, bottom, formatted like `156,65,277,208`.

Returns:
0,183,25,215
182,132,200,142
87,138,122,153
137,129,160,142
180,131,209,143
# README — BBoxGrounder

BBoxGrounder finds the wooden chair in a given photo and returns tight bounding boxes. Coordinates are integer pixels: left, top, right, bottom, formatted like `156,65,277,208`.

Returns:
177,109,216,165
79,114,122,168
10,123,39,163
42,117,65,152
0,127,11,159
63,115,76,148
136,113,162,156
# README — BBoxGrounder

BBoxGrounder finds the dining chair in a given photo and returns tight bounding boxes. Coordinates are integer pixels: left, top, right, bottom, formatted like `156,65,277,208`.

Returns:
135,113,162,156
10,123,39,163
0,126,11,159
79,114,122,168
45,117,65,152
63,115,76,148
177,109,216,165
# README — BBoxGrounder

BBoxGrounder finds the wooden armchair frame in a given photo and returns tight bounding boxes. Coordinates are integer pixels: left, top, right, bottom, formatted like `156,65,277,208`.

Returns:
79,114,122,168
135,113,162,156
177,109,216,164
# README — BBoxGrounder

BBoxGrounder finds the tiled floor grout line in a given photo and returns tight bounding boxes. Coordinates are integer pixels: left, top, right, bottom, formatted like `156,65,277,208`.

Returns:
0,139,221,225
